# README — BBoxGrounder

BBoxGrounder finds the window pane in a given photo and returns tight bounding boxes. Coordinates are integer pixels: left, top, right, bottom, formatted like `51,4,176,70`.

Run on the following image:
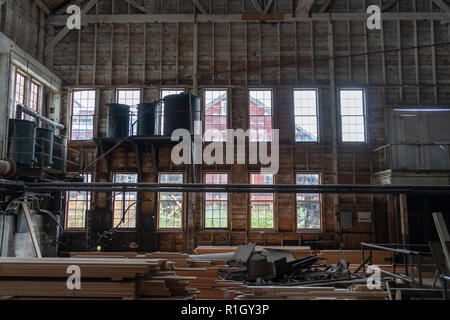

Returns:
66,174,91,229
158,173,184,229
205,90,228,142
71,90,96,140
296,173,321,230
250,173,274,229
113,173,138,229
249,90,272,142
340,89,366,142
29,81,40,112
15,72,26,115
294,89,318,142
117,89,141,136
204,173,228,229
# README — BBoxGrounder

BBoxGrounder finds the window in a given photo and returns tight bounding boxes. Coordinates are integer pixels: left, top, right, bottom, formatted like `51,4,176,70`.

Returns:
204,173,228,229
294,89,319,142
250,173,274,229
160,89,184,135
296,173,321,230
340,89,366,142
71,90,96,140
29,81,40,112
117,89,141,135
113,173,138,229
204,90,228,142
15,72,26,110
158,173,184,230
66,174,91,229
249,90,273,142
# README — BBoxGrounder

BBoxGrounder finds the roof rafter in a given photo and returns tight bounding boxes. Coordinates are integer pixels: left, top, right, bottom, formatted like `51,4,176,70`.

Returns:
123,0,153,14
432,0,450,18
250,0,263,14
44,0,98,55
192,0,207,14
296,0,316,16
318,0,333,13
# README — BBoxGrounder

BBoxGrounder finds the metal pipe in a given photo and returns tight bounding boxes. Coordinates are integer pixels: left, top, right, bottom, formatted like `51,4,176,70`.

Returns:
441,274,450,300
15,105,64,130
24,182,450,195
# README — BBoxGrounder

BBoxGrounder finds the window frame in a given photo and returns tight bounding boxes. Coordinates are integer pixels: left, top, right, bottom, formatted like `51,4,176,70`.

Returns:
65,174,92,230
338,88,367,144
29,80,41,113
249,172,276,231
295,172,323,233
248,88,274,143
116,88,142,136
70,89,97,141
203,89,229,142
112,172,138,230
202,172,230,230
293,88,320,143
157,172,185,231
14,70,27,116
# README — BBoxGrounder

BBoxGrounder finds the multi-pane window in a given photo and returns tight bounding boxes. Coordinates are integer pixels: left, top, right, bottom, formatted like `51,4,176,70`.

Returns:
294,89,319,142
117,89,141,135
15,72,26,110
66,174,91,229
160,89,184,135
340,89,366,142
71,90,96,140
249,90,273,142
250,173,274,229
29,81,40,112
204,173,228,229
113,173,138,229
158,173,184,230
296,173,321,230
204,90,228,142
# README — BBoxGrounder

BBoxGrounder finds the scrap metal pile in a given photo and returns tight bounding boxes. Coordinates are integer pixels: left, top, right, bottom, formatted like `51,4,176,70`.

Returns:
193,243,366,287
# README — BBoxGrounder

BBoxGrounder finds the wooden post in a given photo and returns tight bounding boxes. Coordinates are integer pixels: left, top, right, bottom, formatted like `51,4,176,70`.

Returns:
399,194,409,245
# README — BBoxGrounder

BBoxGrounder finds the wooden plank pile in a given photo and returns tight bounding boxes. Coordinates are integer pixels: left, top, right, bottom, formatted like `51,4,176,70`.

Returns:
234,285,388,300
317,250,393,265
0,257,194,300
69,251,245,300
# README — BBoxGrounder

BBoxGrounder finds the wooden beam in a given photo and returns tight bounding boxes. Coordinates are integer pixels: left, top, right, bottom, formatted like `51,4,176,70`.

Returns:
319,0,333,13
263,0,275,14
251,0,263,13
296,0,315,16
123,0,153,14
432,0,450,18
22,203,42,258
45,0,98,55
432,212,450,273
192,0,207,14
382,0,398,12
55,0,84,15
36,0,50,15
48,12,450,25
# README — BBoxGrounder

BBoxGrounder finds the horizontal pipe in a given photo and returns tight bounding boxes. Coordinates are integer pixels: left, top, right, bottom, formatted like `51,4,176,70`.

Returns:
23,182,450,194
15,105,64,130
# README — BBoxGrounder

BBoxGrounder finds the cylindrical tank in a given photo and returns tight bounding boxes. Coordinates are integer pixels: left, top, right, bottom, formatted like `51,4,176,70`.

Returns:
52,135,67,172
137,102,157,136
35,128,54,168
8,119,36,166
107,103,130,138
162,94,201,136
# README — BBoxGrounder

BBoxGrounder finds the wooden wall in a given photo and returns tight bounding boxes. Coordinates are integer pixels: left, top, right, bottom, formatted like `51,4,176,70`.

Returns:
0,0,49,63
51,0,450,252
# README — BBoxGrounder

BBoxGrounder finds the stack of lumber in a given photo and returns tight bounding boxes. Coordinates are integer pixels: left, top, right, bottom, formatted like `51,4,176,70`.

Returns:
194,246,312,260
70,252,244,300
234,285,388,300
0,257,193,300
